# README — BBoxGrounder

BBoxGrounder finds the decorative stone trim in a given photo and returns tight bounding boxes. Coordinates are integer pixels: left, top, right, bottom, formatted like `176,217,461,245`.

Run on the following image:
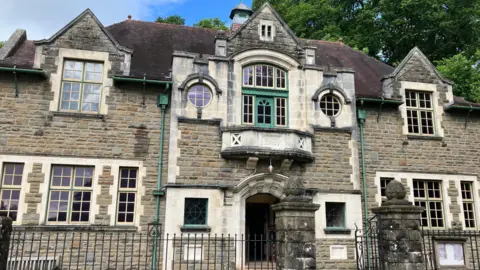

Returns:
406,135,443,141
177,117,222,125
52,112,106,119
221,126,314,137
163,184,233,190
95,166,113,226
311,83,351,103
311,126,353,133
23,163,44,225
221,146,315,162
177,72,223,95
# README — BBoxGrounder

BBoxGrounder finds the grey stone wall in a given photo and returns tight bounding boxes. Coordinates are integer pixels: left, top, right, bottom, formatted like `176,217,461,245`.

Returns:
0,73,170,229
227,7,302,61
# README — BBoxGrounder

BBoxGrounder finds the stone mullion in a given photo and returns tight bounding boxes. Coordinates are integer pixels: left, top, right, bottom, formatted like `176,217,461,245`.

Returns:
22,163,45,225
95,165,113,225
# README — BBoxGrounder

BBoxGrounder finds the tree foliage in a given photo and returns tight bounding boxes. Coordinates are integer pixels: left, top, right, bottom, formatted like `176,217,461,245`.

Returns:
0,41,4,48
155,15,185,25
193,18,228,30
436,51,480,103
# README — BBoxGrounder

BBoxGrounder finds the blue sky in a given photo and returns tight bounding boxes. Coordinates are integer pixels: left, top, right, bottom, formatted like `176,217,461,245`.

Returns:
148,0,253,26
0,0,253,41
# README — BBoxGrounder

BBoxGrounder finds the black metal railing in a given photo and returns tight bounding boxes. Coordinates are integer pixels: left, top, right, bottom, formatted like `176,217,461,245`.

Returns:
422,229,480,270
6,226,286,270
355,216,383,270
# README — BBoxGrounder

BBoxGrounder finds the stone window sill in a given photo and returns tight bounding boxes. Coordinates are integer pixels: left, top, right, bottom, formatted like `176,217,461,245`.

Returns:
180,225,211,233
52,111,106,119
324,228,351,235
406,134,443,141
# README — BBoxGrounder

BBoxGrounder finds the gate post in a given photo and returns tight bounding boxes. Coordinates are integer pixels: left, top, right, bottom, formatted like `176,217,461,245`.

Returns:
372,180,425,270
0,217,12,270
271,177,320,270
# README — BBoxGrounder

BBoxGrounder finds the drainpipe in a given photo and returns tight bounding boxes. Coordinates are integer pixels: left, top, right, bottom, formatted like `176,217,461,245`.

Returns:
152,87,170,270
357,101,370,268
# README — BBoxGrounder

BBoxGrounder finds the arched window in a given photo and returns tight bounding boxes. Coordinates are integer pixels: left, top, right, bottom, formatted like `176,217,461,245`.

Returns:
242,64,288,128
243,64,287,90
319,94,341,117
187,85,212,108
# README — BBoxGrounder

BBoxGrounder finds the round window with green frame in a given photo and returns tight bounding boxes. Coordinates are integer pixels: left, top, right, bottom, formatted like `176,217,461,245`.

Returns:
187,84,213,108
319,94,342,117
242,64,287,90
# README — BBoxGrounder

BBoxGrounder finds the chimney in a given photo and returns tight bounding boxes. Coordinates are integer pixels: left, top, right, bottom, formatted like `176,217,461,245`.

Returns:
229,2,253,32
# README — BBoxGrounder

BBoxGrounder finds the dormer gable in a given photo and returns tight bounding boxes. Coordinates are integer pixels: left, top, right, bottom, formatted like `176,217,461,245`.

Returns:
227,3,304,62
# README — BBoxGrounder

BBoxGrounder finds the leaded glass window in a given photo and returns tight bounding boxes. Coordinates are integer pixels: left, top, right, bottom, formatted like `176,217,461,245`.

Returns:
47,165,93,224
117,168,138,224
406,90,435,135
184,198,208,226
461,182,476,228
326,202,346,228
187,85,212,108
242,65,286,90
60,60,103,113
413,180,444,227
0,163,24,221
319,94,341,117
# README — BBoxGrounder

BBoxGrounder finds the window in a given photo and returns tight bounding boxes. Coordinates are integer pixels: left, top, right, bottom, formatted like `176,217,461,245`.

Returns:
243,65,286,90
184,198,208,226
380,178,394,198
259,23,274,40
266,26,272,38
325,202,346,228
413,180,444,227
47,166,93,224
0,163,24,221
187,85,212,108
436,242,465,266
117,168,138,224
242,65,288,127
60,60,103,113
461,182,476,228
405,90,435,135
319,94,341,117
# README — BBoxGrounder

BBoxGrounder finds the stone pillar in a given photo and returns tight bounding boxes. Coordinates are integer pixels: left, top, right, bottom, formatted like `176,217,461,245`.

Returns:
0,217,12,270
23,163,44,225
95,166,113,225
272,177,320,270
371,180,425,270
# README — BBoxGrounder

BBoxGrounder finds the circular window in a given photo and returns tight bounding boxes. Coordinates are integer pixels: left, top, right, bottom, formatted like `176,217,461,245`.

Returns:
319,94,341,116
187,85,212,107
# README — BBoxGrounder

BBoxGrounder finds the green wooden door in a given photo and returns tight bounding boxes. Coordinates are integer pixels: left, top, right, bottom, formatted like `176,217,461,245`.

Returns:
256,97,274,128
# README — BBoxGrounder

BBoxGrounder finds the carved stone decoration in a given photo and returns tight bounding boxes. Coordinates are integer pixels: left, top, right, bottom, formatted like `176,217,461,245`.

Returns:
383,180,411,206
283,176,311,202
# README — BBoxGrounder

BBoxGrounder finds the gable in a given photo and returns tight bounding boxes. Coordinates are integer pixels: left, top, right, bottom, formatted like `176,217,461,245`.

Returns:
35,9,131,55
388,47,451,85
228,3,302,61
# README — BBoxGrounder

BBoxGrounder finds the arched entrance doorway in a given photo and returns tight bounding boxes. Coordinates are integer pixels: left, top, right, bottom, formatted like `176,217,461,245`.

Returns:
245,193,279,263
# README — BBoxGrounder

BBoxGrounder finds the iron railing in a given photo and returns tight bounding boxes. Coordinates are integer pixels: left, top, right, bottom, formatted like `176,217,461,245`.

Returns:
6,226,287,270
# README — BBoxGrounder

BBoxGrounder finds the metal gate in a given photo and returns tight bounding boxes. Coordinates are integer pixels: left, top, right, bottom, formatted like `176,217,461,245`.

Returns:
355,215,383,270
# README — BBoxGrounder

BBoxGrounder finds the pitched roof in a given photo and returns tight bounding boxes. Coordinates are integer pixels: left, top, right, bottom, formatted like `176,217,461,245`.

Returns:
107,20,218,80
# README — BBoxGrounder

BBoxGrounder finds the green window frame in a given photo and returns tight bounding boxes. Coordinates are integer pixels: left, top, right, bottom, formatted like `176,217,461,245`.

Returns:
242,64,287,90
0,163,24,222
413,180,444,228
325,202,346,229
405,90,435,135
59,59,104,113
461,181,476,228
184,198,208,226
116,167,138,225
46,165,94,224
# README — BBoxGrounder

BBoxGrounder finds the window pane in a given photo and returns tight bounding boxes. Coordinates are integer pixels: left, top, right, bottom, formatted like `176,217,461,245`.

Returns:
48,191,70,222
81,84,101,113
413,180,444,228
2,163,24,186
70,191,91,222
257,99,272,125
319,94,341,117
187,85,212,108
243,67,253,86
51,166,72,187
326,202,345,228
276,98,287,126
184,198,208,225
380,178,393,197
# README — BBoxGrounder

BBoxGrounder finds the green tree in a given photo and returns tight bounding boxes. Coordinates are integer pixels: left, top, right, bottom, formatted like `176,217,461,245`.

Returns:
193,18,228,30
436,51,480,103
0,41,4,48
252,0,480,64
155,15,185,25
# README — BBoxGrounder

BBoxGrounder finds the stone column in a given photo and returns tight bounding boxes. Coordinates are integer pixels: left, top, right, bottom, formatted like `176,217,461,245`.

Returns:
371,180,425,270
272,177,320,270
0,217,12,270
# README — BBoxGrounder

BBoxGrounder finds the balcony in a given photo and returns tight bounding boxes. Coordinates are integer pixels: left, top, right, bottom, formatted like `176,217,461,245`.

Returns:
220,126,314,163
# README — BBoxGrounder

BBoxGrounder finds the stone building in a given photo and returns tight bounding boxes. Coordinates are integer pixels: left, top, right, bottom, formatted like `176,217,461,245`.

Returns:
0,2,479,269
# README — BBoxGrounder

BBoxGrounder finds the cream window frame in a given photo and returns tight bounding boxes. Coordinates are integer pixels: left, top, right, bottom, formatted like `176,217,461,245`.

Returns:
116,167,138,225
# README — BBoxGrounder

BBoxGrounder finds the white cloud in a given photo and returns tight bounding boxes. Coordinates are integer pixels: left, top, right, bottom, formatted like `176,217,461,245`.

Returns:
0,0,185,41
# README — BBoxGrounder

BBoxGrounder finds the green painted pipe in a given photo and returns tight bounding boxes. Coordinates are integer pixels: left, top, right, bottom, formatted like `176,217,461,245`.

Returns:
357,103,370,268
0,66,47,76
445,105,480,111
113,76,171,86
152,104,167,270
